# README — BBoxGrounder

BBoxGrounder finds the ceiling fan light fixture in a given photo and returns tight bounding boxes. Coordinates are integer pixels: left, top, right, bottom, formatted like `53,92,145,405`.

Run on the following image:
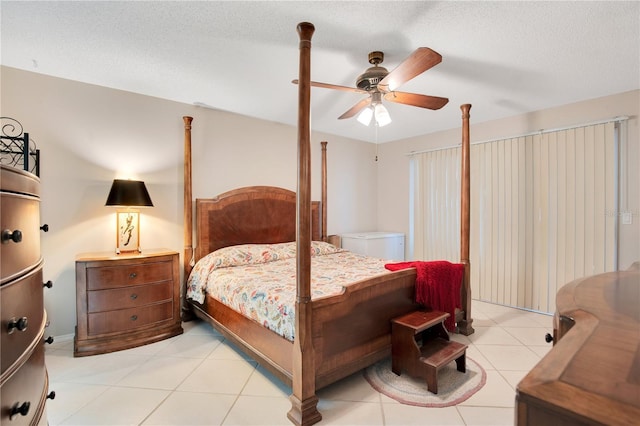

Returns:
357,106,373,126
374,103,391,127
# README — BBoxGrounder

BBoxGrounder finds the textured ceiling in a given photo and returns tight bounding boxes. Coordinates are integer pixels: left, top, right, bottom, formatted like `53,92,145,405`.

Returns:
2,1,638,143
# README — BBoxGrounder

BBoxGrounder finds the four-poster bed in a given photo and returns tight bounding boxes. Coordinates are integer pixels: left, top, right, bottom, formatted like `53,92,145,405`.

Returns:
181,22,473,426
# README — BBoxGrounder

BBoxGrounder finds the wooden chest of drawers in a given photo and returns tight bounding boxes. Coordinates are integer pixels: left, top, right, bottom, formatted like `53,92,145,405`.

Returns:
516,263,640,425
1,165,50,425
74,249,183,356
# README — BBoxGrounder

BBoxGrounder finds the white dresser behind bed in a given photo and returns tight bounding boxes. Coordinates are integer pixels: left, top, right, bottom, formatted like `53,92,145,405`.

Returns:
339,232,405,261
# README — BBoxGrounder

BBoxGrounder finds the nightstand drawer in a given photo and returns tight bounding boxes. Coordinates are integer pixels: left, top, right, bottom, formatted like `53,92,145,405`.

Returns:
87,281,172,313
86,260,173,290
88,300,174,335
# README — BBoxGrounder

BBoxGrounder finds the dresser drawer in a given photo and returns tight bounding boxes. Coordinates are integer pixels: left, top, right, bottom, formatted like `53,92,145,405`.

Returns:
87,281,172,313
86,260,173,290
0,343,47,426
0,192,41,284
1,264,44,375
0,166,39,198
88,300,174,335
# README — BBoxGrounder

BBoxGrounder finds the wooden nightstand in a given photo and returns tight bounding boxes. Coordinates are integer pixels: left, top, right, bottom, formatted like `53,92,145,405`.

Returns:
74,249,183,356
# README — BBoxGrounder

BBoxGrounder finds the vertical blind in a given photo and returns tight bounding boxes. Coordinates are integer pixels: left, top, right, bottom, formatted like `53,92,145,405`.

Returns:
410,122,618,313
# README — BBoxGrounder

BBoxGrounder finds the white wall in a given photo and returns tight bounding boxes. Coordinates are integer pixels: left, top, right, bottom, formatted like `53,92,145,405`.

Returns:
1,66,378,337
377,90,640,271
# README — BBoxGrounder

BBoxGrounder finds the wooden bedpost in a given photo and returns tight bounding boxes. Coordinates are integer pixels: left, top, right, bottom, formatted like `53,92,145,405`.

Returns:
458,104,474,335
321,141,327,242
288,22,321,426
182,116,195,321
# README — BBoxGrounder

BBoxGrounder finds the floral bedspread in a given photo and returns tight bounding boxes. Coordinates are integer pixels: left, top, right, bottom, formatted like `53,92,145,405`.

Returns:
186,241,393,340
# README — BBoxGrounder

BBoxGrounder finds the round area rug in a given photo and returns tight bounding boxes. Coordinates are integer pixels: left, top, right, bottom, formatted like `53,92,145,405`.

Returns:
363,357,486,407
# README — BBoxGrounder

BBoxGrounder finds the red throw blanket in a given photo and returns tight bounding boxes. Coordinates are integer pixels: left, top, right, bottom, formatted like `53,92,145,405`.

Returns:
385,260,464,331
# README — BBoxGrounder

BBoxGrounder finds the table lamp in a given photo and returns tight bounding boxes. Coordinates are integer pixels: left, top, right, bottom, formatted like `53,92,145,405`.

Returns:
105,179,153,254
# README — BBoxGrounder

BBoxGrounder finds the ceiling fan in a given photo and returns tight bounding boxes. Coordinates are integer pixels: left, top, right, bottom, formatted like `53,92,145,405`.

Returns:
293,48,449,127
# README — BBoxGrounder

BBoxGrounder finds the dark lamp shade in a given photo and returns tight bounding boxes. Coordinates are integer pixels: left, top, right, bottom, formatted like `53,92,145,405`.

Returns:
105,179,154,207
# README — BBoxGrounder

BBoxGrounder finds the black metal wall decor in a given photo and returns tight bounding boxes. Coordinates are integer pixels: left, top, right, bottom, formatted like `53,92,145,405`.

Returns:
0,117,40,176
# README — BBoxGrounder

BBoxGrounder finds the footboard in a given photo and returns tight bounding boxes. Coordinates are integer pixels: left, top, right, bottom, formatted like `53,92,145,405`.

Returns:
311,268,419,388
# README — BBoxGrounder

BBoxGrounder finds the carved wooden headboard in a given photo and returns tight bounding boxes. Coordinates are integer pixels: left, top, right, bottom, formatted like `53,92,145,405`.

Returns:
194,186,321,262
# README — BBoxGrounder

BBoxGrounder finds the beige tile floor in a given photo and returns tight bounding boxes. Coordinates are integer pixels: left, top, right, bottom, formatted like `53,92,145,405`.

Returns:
45,300,553,425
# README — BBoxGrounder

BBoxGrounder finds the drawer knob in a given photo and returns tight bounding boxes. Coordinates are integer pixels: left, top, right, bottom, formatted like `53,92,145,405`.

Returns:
7,317,28,334
1,229,22,244
545,333,554,343
130,293,138,300
43,280,53,289
129,272,137,279
40,224,49,232
47,391,56,400
44,336,54,344
131,315,138,321
9,401,30,420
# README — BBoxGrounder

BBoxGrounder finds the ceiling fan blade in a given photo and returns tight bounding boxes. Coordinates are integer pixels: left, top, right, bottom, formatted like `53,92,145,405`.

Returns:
291,79,365,93
383,91,449,110
338,98,371,119
377,47,442,91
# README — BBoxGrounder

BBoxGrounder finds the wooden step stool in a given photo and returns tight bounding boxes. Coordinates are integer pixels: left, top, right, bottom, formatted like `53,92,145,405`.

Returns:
391,310,467,394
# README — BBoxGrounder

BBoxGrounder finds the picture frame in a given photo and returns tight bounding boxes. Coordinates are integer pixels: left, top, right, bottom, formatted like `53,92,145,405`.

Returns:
116,209,140,253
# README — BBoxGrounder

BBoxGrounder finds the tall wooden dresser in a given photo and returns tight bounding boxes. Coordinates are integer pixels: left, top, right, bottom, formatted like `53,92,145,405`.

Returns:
1,165,52,425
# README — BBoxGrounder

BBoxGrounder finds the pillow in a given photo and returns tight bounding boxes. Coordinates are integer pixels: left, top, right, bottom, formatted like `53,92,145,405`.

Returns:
204,242,296,269
310,240,343,256
199,240,343,272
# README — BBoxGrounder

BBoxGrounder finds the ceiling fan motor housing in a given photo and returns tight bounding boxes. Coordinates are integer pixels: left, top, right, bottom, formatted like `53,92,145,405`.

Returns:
356,51,388,91
356,66,389,91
